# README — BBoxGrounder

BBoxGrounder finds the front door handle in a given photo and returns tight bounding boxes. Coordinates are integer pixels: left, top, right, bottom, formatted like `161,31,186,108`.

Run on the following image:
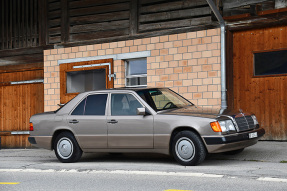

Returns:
107,119,118,124
69,119,79,124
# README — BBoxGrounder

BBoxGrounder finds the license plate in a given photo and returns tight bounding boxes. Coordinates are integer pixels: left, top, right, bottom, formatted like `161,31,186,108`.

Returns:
249,132,258,139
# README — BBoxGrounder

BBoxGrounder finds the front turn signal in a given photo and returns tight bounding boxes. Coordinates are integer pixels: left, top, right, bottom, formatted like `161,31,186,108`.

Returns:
210,121,222,132
29,122,34,131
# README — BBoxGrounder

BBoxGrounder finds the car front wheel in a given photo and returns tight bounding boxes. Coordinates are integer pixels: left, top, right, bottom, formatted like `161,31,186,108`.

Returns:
172,131,207,166
54,132,82,163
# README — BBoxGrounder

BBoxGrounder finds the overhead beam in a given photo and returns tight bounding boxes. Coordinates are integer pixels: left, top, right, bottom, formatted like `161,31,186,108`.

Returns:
223,0,271,9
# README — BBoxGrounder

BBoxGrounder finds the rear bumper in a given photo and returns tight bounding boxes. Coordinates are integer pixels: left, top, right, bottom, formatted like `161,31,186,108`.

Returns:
203,127,265,153
27,136,53,150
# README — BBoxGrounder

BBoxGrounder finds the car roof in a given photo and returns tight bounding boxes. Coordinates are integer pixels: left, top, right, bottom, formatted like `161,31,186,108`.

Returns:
81,87,167,94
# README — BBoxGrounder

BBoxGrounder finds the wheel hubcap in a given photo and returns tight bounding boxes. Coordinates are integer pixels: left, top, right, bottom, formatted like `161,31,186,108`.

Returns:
175,138,195,162
57,138,73,159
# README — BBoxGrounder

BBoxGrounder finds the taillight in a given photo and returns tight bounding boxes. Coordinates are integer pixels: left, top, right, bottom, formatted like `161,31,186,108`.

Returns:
29,123,34,131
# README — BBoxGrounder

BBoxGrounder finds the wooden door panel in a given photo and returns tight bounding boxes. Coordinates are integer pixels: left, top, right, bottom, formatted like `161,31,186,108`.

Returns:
233,26,287,140
0,69,44,148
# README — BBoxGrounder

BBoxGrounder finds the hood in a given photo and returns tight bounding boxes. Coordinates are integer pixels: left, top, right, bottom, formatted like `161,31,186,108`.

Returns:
159,106,252,119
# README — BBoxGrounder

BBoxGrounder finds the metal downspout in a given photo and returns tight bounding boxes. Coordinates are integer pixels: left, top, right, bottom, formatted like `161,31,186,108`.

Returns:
206,0,227,112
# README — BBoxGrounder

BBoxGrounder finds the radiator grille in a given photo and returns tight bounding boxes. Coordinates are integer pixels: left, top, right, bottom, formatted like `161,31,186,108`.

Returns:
235,116,255,132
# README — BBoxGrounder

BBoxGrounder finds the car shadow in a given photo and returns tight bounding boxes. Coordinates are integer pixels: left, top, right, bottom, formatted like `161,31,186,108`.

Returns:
79,152,177,165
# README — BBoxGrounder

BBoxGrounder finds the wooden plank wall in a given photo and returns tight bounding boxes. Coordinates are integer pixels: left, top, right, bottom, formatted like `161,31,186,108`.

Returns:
0,0,39,50
45,0,213,44
68,0,131,42
138,0,211,32
232,26,287,140
48,0,62,44
0,69,44,148
1,0,214,48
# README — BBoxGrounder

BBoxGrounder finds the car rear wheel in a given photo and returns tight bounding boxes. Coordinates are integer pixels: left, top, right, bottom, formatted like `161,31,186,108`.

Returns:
54,132,82,163
172,131,206,166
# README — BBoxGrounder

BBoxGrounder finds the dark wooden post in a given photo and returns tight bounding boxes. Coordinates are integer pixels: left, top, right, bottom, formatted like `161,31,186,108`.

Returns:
61,0,69,43
39,0,47,46
130,0,138,36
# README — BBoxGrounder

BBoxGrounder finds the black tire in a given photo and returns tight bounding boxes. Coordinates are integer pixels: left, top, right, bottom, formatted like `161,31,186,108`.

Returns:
224,148,244,155
172,131,207,166
54,132,83,163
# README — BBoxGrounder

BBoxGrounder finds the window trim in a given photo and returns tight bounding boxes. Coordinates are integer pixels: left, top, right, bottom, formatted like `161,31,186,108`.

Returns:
59,58,114,104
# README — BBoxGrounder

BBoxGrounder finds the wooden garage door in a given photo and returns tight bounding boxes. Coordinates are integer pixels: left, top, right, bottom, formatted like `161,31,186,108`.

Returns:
0,69,44,148
232,26,287,140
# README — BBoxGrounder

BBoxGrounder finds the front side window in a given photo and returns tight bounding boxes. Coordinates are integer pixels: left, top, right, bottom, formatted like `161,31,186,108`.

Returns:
111,94,143,116
125,58,147,87
71,94,108,115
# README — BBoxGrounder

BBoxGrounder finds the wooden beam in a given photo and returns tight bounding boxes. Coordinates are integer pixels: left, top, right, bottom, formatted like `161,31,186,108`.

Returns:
0,46,44,57
61,0,69,43
275,0,287,9
130,0,138,35
39,0,48,46
227,9,287,31
223,0,271,9
58,23,219,48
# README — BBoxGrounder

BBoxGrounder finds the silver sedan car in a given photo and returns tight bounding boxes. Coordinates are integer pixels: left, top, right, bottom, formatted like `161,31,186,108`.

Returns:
28,88,265,166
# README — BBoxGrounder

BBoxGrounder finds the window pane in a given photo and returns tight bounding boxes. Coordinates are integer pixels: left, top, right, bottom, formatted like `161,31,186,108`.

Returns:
126,77,147,87
111,94,142,116
71,98,86,115
127,59,147,76
84,94,108,115
254,50,287,76
66,69,106,93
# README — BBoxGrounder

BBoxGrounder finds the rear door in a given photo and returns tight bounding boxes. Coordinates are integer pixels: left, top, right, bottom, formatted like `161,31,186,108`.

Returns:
66,93,108,149
107,93,154,148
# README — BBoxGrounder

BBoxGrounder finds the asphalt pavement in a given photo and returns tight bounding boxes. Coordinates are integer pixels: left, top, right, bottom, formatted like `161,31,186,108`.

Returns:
1,141,287,191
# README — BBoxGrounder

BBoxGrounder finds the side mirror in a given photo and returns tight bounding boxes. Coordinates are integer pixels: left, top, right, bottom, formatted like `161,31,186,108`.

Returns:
137,108,146,115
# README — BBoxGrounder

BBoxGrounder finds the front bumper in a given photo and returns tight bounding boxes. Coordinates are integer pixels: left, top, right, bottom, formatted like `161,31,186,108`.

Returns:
203,127,265,153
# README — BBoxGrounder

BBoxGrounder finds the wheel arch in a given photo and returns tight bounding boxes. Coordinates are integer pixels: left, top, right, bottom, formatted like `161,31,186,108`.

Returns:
51,129,76,150
169,126,207,155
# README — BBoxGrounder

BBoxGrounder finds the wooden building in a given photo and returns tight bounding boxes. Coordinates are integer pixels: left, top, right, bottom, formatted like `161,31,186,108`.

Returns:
1,0,287,148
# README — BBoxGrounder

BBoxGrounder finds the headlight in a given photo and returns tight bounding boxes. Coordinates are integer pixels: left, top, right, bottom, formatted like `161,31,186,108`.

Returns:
251,115,259,125
210,120,236,133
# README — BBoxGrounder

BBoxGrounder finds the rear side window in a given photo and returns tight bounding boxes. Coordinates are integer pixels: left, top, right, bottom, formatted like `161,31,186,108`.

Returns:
85,94,108,115
71,98,86,115
71,94,108,115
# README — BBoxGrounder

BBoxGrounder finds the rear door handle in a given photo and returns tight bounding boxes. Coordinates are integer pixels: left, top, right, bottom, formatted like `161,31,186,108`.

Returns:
69,119,79,124
107,119,118,124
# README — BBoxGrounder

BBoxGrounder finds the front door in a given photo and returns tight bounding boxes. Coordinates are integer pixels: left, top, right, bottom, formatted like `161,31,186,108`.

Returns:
66,93,108,149
107,93,154,148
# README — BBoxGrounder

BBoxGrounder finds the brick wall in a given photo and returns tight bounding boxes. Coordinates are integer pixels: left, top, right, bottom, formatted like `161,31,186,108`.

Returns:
43,28,221,112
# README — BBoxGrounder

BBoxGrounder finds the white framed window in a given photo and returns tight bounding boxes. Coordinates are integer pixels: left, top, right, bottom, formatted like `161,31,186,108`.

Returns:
125,58,147,87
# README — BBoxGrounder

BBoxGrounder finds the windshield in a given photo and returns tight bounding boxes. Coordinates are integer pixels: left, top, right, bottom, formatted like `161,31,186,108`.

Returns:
136,88,193,111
